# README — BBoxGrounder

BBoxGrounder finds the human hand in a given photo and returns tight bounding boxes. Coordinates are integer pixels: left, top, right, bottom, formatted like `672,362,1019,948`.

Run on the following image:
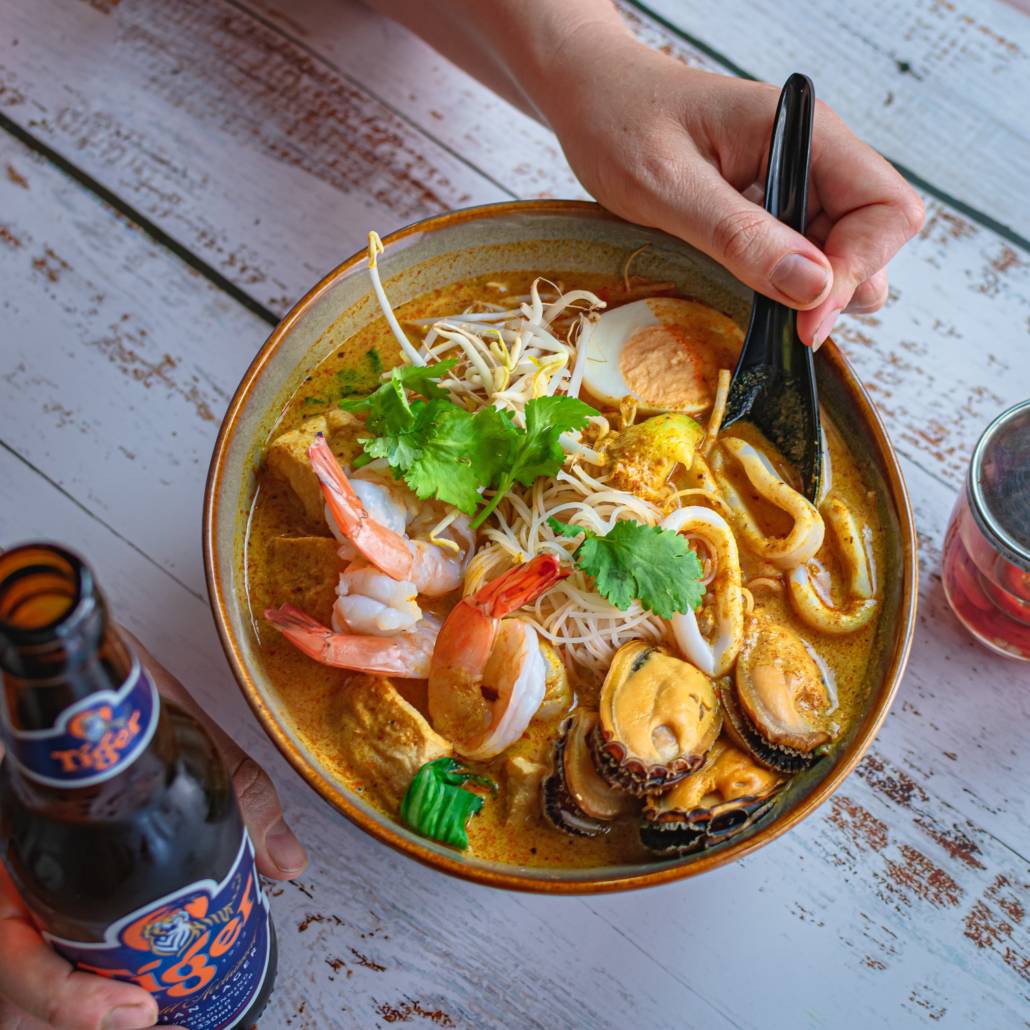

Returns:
0,634,306,1029
538,27,925,347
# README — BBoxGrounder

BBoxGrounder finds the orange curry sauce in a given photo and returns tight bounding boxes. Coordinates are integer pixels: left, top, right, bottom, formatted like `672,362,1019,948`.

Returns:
243,273,884,869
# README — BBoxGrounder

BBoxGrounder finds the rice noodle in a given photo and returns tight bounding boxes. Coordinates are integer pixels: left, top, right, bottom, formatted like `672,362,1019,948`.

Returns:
622,244,649,292
703,368,731,456
364,261,735,680
466,469,667,678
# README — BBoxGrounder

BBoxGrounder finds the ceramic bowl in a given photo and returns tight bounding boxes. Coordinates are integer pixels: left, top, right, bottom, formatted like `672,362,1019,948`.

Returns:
204,201,917,893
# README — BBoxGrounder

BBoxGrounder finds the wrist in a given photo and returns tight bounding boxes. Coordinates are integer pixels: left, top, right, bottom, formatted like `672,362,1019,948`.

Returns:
516,12,638,128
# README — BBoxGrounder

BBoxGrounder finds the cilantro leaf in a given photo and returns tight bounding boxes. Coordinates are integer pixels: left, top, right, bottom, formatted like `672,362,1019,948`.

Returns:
400,757,496,850
401,403,514,513
547,517,706,618
341,358,456,423
362,403,427,471
386,360,454,400
343,366,596,526
343,360,459,476
512,396,599,486
471,396,597,529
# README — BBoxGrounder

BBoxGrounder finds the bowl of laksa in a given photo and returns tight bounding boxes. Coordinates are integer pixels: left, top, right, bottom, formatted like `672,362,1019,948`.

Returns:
204,201,917,893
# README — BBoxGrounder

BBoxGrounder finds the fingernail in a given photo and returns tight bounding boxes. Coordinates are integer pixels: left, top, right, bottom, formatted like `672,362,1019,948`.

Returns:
102,1003,157,1030
770,253,830,305
266,818,308,875
812,308,842,351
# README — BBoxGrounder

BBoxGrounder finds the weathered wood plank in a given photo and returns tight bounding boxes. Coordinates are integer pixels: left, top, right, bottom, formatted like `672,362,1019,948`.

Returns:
637,0,1030,238
2,447,1026,1030
0,0,507,314
1,118,1028,1029
833,198,1029,490
5,0,1026,500
0,150,266,595
236,0,724,201
237,0,1030,241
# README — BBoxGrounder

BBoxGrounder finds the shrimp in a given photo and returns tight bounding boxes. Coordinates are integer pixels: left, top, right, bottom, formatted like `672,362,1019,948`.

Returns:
310,435,471,596
267,438,471,669
333,563,421,635
264,605,440,678
427,554,570,760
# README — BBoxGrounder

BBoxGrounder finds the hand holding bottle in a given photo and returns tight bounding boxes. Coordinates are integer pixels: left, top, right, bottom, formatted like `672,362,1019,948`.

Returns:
0,631,306,1030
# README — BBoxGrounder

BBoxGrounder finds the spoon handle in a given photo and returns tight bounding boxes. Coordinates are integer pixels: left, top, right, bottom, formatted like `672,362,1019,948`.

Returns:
732,73,815,380
722,73,822,500
764,72,815,233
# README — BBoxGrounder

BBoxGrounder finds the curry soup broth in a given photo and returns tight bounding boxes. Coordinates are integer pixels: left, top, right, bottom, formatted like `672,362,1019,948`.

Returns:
244,272,883,870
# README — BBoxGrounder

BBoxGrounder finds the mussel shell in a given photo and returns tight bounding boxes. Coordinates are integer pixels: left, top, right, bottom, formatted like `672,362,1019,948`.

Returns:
564,711,634,821
640,795,778,856
589,724,694,796
716,678,816,773
594,641,722,796
542,716,611,838
734,616,832,754
640,739,782,855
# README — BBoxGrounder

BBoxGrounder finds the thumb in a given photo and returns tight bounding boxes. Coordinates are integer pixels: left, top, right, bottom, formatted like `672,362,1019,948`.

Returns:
668,167,833,310
1,862,160,1029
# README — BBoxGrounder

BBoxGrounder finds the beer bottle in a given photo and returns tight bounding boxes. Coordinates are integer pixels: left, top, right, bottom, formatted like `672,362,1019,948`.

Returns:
0,544,277,1029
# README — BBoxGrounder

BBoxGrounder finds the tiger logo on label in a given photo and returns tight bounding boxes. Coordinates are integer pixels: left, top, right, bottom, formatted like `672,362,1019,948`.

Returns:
45,834,272,1030
0,661,158,787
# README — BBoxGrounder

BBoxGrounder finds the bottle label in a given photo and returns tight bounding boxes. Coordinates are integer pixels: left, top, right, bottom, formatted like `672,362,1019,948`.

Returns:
44,832,272,1030
0,659,159,787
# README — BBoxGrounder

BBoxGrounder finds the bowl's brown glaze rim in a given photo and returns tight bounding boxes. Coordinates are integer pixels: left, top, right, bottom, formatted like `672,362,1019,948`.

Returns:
203,199,918,894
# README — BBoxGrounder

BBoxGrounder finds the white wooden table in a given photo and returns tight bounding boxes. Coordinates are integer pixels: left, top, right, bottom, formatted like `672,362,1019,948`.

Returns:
2,2,1029,1027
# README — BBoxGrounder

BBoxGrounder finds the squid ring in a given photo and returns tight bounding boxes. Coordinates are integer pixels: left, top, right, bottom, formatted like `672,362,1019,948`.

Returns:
787,498,878,635
712,438,825,570
661,506,744,677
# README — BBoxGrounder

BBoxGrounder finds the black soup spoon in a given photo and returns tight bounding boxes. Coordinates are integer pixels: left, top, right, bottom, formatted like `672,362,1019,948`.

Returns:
720,72,822,502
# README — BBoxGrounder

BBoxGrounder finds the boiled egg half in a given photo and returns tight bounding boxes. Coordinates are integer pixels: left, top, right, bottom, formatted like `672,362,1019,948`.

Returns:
581,298,743,415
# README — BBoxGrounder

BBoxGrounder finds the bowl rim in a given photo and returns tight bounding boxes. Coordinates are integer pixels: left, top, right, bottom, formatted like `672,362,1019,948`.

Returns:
203,199,918,894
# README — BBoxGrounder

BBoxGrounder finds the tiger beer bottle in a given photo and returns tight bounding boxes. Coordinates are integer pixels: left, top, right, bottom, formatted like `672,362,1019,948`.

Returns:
0,544,277,1029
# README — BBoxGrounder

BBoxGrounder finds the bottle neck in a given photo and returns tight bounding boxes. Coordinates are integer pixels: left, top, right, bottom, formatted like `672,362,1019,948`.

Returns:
0,545,166,794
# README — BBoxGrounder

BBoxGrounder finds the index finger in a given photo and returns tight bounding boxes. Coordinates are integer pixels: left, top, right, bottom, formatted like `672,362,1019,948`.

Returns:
799,107,925,343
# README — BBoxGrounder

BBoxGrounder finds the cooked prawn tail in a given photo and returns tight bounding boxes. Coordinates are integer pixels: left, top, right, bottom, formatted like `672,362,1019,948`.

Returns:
265,603,322,636
308,434,413,580
265,603,335,664
470,553,569,618
307,434,369,539
265,603,433,677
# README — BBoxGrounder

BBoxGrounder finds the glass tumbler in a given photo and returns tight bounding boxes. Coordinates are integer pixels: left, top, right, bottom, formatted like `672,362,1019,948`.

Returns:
941,399,1030,661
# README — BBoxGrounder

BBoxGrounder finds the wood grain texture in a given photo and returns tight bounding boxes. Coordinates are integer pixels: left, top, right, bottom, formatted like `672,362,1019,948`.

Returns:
234,0,724,201
4,0,1027,504
2,98,1029,1030
1,0,508,314
638,0,1030,238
